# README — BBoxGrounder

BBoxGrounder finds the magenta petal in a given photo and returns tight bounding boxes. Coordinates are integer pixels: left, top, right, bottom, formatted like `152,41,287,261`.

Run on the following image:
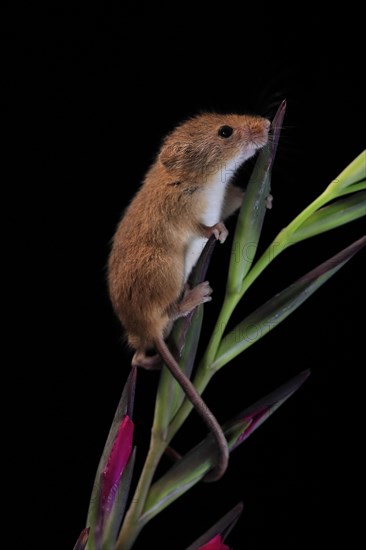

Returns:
236,409,267,445
198,534,231,550
101,415,134,513
230,370,311,451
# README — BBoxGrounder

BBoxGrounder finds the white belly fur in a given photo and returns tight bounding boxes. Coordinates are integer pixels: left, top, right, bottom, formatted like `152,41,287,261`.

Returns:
184,161,235,280
185,151,252,281
183,149,259,280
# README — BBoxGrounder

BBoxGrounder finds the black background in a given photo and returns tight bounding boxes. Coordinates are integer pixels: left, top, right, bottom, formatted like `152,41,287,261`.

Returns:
6,3,365,549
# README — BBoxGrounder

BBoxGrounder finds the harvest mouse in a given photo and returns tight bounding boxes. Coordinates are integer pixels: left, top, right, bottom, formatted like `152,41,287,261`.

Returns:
108,112,270,480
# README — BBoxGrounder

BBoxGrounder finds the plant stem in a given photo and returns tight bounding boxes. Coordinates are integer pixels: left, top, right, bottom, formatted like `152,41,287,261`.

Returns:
201,292,239,369
205,188,336,368
115,176,357,547
168,188,340,436
236,190,336,304
115,427,166,550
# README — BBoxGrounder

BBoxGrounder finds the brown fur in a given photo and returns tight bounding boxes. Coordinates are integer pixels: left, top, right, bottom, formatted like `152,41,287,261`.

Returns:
107,112,270,352
107,112,270,481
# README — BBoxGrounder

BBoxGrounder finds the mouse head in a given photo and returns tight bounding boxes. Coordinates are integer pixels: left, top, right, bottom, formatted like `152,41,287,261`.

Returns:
159,113,270,179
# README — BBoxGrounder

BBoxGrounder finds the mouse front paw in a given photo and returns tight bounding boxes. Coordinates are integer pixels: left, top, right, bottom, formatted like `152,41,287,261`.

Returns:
212,222,229,243
200,222,228,243
266,193,273,210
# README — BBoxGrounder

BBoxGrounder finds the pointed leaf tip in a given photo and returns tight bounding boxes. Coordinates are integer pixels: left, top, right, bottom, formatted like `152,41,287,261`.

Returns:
186,502,243,550
301,235,366,283
271,99,286,127
228,369,310,451
227,100,285,292
73,527,89,550
269,99,286,162
125,366,137,419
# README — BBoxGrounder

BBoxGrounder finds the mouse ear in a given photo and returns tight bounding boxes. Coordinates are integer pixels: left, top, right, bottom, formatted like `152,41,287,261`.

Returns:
159,140,192,169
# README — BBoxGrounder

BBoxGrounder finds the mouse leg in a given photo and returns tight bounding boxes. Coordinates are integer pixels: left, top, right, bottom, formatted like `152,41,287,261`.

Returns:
132,349,162,369
133,282,213,370
169,281,213,321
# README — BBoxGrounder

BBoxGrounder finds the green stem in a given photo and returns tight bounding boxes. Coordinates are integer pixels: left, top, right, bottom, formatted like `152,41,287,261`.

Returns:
205,188,336,367
169,187,339,431
200,293,239,369
240,187,337,295
115,426,166,549
282,187,336,236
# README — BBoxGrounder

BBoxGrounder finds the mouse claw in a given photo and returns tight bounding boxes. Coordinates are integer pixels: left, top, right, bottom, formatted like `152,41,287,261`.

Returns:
212,222,229,243
266,193,273,210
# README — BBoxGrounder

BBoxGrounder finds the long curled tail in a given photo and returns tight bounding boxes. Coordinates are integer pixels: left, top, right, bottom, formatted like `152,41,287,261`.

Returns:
154,335,229,481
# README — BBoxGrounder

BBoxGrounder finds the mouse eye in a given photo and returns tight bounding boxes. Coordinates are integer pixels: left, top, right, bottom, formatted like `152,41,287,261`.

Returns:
218,125,233,138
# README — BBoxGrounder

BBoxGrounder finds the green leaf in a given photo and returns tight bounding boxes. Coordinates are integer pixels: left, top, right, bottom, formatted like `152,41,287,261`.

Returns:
142,370,309,524
169,307,204,420
214,236,366,370
226,101,286,294
86,368,136,549
155,237,217,430
328,149,366,192
290,190,366,242
185,502,243,550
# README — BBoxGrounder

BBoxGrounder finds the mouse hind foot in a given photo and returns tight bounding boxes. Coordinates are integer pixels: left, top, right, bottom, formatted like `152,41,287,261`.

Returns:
170,281,213,321
132,349,162,370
